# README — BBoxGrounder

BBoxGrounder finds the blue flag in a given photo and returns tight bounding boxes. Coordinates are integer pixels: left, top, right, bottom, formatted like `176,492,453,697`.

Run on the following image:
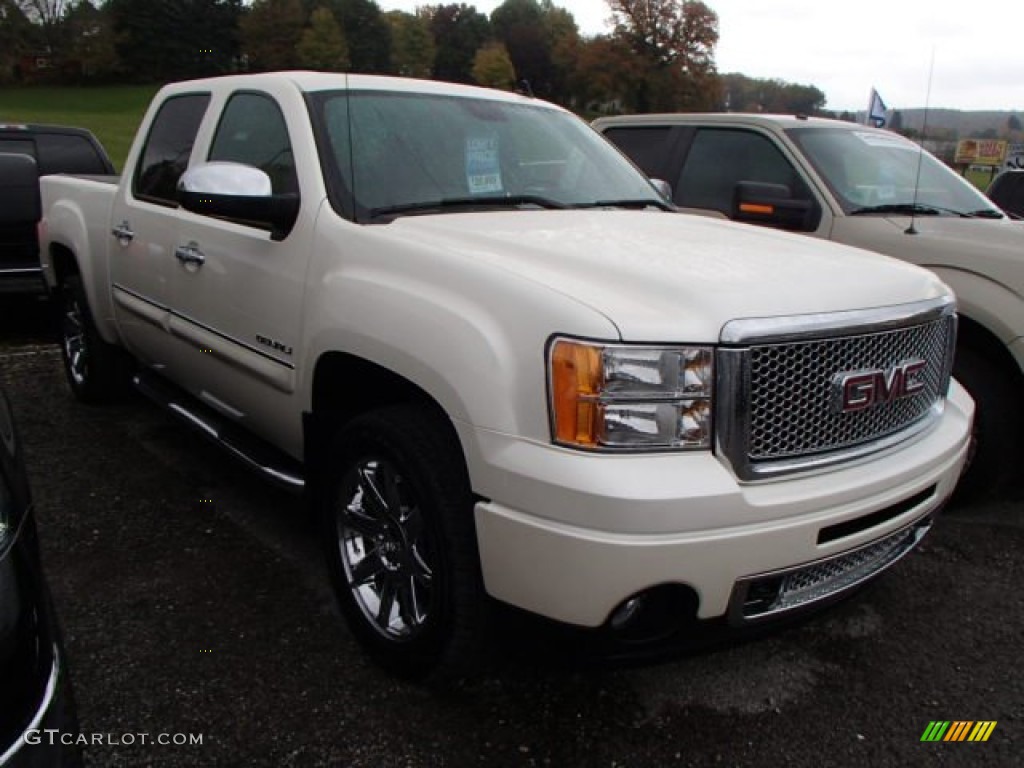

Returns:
868,89,888,128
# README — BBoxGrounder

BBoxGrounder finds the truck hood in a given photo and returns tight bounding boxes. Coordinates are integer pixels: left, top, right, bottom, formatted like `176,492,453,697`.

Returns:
831,214,1024,299
381,210,948,341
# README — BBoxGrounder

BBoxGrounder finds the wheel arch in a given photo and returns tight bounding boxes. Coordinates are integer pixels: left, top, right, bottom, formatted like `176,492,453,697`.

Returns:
48,242,79,288
956,313,1023,386
304,350,472,491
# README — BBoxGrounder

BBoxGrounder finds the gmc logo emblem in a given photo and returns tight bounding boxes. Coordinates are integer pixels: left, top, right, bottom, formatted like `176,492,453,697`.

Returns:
832,359,927,413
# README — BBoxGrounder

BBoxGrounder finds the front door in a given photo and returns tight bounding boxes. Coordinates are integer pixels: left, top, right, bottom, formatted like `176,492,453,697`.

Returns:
166,89,307,451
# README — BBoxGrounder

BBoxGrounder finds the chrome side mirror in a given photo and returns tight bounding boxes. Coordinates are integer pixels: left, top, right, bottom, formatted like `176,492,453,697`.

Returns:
177,162,298,241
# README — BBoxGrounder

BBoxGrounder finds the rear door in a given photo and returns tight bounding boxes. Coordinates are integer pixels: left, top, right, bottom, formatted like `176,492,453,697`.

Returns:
109,93,211,369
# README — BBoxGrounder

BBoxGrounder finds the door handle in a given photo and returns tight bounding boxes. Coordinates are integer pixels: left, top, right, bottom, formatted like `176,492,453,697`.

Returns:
111,221,134,243
174,242,206,268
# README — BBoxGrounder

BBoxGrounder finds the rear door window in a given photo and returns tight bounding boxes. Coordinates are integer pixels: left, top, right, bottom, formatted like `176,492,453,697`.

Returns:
601,126,678,178
35,134,108,175
133,94,211,206
0,138,36,159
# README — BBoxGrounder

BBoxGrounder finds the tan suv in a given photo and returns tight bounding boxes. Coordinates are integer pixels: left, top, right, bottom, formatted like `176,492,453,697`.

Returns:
595,113,1024,499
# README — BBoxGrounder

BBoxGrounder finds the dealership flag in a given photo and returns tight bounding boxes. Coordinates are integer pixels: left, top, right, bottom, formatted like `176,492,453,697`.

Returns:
867,88,888,127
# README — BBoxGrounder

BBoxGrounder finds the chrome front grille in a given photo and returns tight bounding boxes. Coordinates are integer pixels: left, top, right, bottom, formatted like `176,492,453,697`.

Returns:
716,297,956,480
747,317,953,460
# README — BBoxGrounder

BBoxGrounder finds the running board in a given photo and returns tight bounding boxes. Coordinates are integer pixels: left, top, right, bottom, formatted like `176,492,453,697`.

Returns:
132,370,305,493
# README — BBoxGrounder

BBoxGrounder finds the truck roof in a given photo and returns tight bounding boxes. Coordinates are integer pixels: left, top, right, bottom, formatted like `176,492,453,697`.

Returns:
0,122,106,138
158,71,558,110
593,113,869,131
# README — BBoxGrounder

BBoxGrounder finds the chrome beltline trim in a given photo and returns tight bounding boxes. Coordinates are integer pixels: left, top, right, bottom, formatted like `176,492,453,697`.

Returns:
112,282,295,370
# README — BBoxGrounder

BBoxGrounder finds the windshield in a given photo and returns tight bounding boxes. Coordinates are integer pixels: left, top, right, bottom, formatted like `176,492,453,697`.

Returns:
309,90,665,222
786,126,1002,218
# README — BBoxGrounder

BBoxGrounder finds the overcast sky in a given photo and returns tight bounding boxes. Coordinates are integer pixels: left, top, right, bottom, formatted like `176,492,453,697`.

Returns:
377,0,1023,112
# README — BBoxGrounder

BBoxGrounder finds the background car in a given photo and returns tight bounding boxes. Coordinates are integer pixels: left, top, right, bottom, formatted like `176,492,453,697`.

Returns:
0,124,114,295
0,383,80,767
593,113,1024,501
987,169,1024,219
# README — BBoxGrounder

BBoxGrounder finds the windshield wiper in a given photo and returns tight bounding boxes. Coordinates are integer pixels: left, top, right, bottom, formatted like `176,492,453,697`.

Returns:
850,203,945,216
850,203,1001,219
572,198,673,211
369,195,568,220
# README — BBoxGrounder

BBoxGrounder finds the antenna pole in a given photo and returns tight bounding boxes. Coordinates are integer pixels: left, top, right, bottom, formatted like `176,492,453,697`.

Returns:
907,49,936,235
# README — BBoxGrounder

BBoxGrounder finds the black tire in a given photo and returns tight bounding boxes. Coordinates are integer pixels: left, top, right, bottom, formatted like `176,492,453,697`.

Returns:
952,342,1023,501
58,273,130,403
318,404,485,680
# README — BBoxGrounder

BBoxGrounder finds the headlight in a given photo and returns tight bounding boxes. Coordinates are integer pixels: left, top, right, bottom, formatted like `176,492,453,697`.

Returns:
548,338,713,451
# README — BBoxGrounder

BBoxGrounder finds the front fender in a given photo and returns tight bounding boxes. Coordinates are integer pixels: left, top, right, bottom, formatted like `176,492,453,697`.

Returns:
300,214,619,445
927,265,1024,352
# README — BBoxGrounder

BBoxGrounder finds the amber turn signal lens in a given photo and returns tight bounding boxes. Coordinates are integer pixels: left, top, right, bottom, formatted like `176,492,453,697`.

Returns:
550,340,602,445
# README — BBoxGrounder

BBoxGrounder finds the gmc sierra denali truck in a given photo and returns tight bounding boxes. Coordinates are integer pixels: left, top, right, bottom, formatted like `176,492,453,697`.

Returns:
594,113,1022,499
39,73,972,678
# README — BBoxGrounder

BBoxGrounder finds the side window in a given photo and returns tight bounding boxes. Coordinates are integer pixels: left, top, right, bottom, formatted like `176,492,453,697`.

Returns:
208,92,298,195
36,134,108,175
0,138,36,160
134,94,211,205
676,129,811,215
601,126,676,178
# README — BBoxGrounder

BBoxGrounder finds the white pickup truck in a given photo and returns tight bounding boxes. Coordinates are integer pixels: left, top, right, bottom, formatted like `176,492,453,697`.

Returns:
40,73,971,678
594,113,1022,499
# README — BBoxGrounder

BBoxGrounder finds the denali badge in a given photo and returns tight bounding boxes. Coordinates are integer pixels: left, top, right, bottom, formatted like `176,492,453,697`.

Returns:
832,359,927,413
256,334,293,356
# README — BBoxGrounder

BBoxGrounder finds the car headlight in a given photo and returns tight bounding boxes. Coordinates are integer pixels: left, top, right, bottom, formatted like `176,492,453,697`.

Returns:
548,338,713,450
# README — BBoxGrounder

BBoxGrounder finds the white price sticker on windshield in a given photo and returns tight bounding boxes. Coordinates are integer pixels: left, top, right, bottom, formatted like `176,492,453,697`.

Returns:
853,131,913,150
466,136,503,195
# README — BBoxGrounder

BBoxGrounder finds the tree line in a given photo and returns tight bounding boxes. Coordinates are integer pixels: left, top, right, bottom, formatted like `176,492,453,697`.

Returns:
0,0,827,115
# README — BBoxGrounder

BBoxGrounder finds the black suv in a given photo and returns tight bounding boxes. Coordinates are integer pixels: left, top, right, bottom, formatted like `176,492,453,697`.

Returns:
0,125,114,294
987,169,1024,219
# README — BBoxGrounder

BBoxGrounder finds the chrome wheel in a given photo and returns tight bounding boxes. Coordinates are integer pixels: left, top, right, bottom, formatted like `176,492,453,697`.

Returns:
62,295,88,388
335,458,435,640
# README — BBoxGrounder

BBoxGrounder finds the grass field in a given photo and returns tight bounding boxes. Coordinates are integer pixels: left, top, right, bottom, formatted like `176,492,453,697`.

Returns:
964,166,1000,192
0,85,159,172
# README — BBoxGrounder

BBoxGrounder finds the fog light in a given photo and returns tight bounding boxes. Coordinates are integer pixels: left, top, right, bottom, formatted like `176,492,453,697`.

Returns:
610,596,644,630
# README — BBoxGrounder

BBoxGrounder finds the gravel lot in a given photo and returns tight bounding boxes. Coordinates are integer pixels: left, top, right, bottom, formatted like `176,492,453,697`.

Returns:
2,297,1020,767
